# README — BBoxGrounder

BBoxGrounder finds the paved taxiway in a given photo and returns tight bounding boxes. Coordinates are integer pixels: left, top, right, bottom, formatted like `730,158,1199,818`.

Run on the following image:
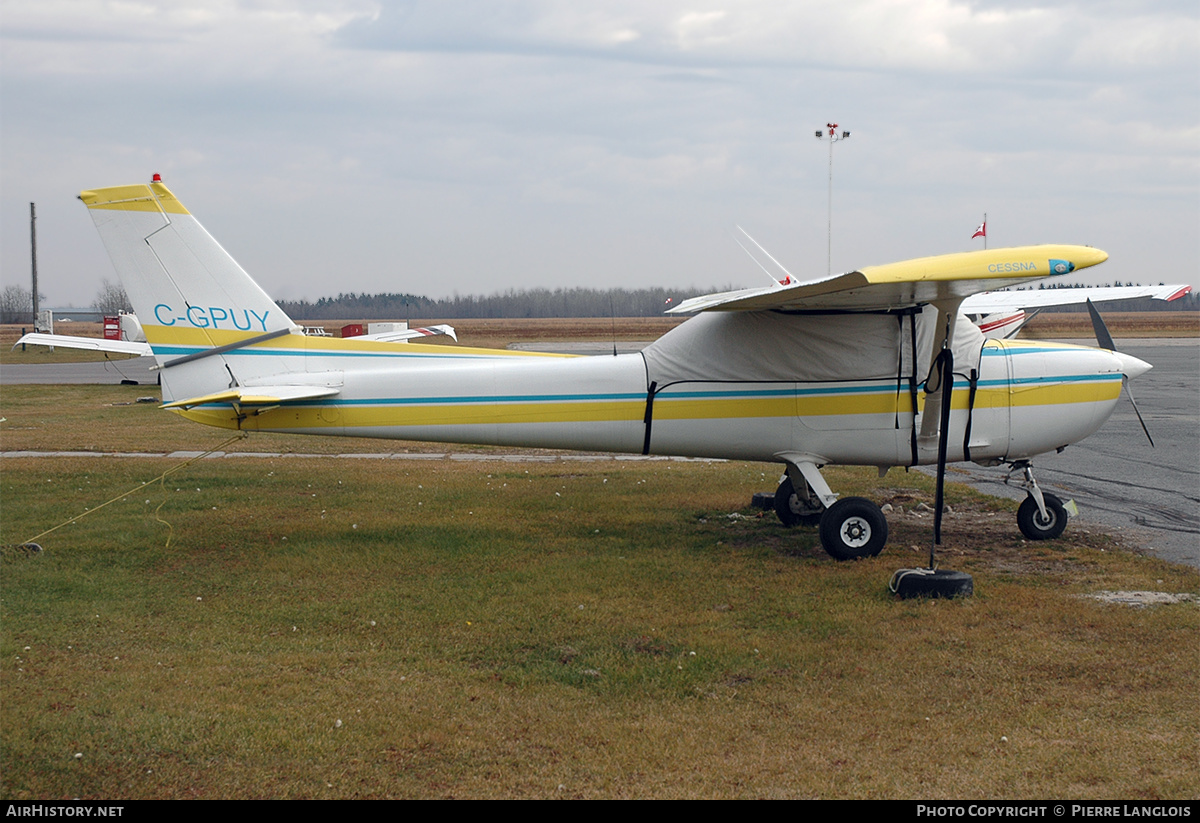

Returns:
0,357,157,384
4,340,1196,567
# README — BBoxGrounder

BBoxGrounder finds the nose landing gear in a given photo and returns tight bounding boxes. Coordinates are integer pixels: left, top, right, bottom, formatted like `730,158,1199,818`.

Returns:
1008,461,1071,541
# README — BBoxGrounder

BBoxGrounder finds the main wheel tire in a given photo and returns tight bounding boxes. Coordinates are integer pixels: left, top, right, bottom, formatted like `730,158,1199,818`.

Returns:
1017,493,1067,540
819,497,888,560
774,477,824,527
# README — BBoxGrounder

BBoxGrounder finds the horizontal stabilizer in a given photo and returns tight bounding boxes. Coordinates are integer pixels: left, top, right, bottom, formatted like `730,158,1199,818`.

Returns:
12,333,152,357
162,385,341,410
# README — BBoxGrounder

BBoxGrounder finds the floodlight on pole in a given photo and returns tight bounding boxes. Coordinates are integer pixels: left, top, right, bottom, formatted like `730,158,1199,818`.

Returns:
815,123,850,277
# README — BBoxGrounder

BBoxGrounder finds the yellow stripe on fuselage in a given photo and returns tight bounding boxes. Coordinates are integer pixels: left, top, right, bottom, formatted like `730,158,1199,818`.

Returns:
173,377,1119,434
1009,381,1121,407
176,399,648,431
143,325,570,359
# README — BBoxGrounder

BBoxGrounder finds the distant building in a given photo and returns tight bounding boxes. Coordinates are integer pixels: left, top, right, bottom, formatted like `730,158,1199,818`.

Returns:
42,308,105,323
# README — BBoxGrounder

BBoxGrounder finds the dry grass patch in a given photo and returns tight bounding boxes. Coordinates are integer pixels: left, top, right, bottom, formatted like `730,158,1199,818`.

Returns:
2,457,1196,799
1019,311,1198,338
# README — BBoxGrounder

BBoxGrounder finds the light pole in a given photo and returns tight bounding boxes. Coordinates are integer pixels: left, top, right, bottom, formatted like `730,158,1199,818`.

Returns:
815,123,850,277
30,203,38,323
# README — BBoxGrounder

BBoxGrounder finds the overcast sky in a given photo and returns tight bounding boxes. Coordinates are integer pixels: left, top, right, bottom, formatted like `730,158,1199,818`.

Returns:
2,0,1196,307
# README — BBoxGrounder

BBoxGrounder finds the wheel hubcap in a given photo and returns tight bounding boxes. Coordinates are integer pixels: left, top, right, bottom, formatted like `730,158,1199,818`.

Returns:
841,517,872,548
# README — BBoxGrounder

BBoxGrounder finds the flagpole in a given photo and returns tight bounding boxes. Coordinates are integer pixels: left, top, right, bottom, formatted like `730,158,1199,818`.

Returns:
973,214,987,249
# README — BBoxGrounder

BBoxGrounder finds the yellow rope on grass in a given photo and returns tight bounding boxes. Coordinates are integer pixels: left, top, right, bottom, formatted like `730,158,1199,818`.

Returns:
22,432,248,547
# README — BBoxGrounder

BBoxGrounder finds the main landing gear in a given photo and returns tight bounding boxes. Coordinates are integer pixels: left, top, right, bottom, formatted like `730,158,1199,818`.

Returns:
774,461,888,561
819,497,888,560
773,476,824,527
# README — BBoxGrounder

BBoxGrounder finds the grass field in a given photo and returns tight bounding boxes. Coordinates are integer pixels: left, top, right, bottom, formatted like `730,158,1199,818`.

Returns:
1018,311,1199,338
2,386,1198,799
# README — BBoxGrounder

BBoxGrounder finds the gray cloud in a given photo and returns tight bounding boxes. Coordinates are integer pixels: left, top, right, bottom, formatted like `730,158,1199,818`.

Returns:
2,0,1195,307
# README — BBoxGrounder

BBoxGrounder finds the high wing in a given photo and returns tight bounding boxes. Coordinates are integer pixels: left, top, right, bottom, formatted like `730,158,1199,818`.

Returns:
666,245,1109,313
962,284,1192,314
12,332,152,357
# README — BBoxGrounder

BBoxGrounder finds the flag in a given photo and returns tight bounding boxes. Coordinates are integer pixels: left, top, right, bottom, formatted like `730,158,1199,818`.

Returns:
972,221,987,239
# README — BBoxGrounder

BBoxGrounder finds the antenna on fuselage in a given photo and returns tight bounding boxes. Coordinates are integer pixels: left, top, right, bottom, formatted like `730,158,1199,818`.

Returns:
610,294,617,357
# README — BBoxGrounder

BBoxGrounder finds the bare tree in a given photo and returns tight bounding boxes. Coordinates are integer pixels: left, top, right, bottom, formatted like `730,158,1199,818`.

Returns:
0,285,34,324
94,278,132,315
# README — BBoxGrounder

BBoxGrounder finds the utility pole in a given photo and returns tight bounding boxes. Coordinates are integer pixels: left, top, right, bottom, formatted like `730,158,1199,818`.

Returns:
30,202,39,322
815,123,850,277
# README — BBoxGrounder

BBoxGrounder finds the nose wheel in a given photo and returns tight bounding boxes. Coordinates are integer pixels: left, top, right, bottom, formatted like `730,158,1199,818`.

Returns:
1017,493,1067,540
1008,461,1071,541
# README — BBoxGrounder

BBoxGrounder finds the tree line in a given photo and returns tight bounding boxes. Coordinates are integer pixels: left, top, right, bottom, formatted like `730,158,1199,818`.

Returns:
276,286,720,320
276,283,1197,320
1,279,131,324
2,280,1194,325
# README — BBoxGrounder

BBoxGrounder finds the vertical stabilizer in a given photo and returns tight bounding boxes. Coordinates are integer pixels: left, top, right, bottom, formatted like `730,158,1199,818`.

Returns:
80,180,301,403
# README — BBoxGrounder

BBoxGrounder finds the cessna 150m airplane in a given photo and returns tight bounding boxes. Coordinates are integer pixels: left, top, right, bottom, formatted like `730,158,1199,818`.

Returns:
73,178,1169,560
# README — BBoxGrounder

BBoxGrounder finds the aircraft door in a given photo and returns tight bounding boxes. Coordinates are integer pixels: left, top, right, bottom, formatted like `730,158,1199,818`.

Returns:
966,340,1012,463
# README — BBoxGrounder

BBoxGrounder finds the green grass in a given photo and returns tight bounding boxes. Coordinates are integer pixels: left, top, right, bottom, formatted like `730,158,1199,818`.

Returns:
2,455,1197,799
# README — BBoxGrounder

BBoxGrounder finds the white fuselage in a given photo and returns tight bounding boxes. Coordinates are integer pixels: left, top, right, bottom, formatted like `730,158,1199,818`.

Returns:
175,329,1133,470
